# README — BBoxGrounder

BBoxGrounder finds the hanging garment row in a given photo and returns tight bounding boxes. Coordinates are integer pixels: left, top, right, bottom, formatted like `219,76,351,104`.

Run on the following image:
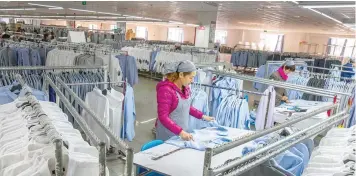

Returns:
119,46,217,73
230,50,270,68
0,90,108,176
303,125,356,176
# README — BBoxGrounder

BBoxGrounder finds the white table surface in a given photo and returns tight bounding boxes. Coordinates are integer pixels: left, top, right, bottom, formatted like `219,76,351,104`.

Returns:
134,128,252,176
274,100,333,129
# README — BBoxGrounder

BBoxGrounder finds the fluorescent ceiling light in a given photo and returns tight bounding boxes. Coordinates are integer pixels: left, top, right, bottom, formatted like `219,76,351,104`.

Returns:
186,23,199,26
97,12,121,16
49,7,64,10
68,8,96,13
302,4,356,8
308,8,342,24
0,8,36,10
28,3,63,9
126,16,143,19
169,21,184,24
144,17,162,21
291,1,299,4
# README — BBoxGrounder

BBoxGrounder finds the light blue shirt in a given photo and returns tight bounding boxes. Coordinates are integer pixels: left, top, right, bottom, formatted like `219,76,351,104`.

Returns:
272,150,303,176
123,84,136,141
116,55,139,87
189,89,209,132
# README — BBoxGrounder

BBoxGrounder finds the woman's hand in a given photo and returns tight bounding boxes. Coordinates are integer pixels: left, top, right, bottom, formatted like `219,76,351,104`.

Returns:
179,130,193,141
281,96,288,101
203,115,215,122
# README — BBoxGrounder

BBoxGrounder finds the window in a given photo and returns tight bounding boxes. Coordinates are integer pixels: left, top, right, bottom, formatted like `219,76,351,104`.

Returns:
260,33,284,52
168,28,184,43
136,26,148,40
89,24,97,30
328,37,356,58
214,30,227,44
110,25,117,30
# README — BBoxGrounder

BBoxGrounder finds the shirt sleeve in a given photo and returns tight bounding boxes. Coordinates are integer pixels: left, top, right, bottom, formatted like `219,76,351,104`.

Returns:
189,106,204,119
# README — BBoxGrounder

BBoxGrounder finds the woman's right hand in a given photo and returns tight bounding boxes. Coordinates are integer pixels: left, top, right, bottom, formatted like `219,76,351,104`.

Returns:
281,96,288,101
179,130,193,141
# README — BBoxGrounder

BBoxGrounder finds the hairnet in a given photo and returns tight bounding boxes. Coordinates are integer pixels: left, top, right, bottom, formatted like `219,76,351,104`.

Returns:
163,60,196,74
284,60,295,66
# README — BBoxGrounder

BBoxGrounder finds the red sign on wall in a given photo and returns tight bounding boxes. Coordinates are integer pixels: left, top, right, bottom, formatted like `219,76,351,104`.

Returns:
198,26,205,30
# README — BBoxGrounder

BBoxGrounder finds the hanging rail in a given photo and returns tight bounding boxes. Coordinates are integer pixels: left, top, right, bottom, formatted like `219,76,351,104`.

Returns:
42,74,107,176
191,82,267,96
53,77,134,176
209,70,351,97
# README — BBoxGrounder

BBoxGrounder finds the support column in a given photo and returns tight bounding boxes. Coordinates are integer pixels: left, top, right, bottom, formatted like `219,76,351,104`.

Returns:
195,11,218,48
116,22,126,41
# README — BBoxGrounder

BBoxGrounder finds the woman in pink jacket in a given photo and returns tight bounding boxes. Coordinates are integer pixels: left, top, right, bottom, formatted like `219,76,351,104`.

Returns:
156,60,214,141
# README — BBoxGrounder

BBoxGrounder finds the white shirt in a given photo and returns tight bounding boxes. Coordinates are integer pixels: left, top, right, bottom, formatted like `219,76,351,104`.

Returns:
107,90,124,139
82,87,110,148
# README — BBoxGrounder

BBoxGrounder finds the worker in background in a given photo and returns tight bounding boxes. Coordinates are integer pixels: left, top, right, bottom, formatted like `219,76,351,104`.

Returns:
269,60,296,105
341,59,355,81
155,60,214,141
42,33,49,42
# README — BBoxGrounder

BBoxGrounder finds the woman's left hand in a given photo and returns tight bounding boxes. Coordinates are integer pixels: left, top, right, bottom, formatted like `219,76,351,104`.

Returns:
203,115,215,122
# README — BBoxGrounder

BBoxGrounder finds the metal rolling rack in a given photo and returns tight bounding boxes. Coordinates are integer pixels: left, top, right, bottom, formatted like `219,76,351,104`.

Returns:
14,74,65,176
44,76,134,176
202,108,349,176
199,70,351,176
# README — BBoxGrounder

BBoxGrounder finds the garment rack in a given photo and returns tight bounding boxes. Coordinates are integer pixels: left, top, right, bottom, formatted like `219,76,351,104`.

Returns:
48,76,134,176
15,74,65,176
41,75,107,176
204,109,349,176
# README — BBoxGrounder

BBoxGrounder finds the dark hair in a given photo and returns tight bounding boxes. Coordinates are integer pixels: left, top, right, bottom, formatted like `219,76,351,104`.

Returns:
283,65,296,72
43,33,49,39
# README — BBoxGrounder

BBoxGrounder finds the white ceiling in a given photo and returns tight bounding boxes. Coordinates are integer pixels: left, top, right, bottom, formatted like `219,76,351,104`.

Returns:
0,1,354,35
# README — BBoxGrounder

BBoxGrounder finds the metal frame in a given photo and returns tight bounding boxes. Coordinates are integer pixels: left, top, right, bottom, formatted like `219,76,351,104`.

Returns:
49,76,134,176
209,110,349,176
42,74,107,176
209,70,351,97
15,74,65,176
202,103,344,176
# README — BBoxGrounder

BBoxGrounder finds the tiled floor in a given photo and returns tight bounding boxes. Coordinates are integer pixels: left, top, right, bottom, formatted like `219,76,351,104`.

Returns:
107,76,261,175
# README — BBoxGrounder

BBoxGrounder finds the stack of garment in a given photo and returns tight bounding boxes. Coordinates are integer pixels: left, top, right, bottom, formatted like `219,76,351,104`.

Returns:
165,125,231,151
303,126,356,176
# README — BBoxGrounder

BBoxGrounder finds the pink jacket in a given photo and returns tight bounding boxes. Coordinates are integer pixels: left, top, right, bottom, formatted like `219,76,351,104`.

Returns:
156,80,203,135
